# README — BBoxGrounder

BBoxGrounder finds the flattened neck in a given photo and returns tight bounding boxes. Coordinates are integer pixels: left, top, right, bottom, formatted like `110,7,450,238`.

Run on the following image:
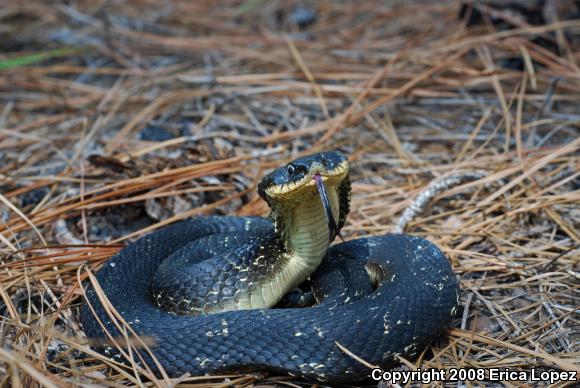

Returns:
272,187,340,271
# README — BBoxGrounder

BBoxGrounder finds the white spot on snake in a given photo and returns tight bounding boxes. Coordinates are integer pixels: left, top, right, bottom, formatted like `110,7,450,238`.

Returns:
220,319,229,335
424,281,445,291
294,332,303,337
109,262,116,268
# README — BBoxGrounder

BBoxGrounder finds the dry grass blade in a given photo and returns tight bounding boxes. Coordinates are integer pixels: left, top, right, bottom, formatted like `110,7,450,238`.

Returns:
0,193,47,245
78,266,171,384
0,347,63,388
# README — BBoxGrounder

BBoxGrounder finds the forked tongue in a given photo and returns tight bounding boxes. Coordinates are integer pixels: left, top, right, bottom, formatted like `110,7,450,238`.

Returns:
314,174,343,242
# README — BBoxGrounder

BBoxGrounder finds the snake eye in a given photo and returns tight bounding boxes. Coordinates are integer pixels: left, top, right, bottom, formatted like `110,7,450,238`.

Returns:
287,164,296,176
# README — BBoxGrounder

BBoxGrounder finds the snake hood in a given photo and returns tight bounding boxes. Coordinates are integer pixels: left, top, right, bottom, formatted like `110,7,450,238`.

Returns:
257,150,351,244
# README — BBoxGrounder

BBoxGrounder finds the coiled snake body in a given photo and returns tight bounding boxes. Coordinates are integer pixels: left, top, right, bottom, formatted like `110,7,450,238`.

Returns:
81,151,459,382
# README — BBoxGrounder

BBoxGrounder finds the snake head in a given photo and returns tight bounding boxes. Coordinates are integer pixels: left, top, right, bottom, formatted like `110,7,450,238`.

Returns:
257,151,348,201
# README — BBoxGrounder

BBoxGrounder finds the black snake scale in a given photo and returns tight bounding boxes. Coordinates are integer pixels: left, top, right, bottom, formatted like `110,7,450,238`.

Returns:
81,216,459,382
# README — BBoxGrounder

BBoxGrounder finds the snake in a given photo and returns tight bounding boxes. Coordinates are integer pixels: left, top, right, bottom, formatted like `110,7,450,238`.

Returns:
81,151,460,383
